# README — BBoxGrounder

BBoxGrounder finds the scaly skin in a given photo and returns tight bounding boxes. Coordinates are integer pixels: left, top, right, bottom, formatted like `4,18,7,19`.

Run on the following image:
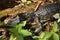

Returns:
35,2,60,19
1,2,60,34
33,2,60,34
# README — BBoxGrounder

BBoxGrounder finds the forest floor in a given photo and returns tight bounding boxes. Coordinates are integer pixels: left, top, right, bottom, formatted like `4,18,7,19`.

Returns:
0,0,60,40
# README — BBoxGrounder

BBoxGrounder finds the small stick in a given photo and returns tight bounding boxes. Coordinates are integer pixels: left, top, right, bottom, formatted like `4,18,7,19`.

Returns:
34,1,42,11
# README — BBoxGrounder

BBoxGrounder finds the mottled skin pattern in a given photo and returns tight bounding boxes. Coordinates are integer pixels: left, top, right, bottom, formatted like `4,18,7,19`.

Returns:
32,2,60,34
35,2,60,19
7,2,60,35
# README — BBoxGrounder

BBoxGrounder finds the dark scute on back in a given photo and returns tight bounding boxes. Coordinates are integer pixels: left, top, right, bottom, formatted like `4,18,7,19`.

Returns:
35,2,60,19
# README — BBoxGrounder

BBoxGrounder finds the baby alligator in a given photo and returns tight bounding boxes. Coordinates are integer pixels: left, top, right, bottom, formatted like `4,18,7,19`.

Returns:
6,2,60,35
33,2,60,34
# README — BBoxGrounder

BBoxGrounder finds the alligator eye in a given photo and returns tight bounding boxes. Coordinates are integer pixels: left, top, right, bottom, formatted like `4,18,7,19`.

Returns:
8,16,20,25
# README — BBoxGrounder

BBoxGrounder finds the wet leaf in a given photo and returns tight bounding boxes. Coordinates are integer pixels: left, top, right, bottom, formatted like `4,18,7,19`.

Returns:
8,28,18,34
16,34,24,40
33,36,38,39
8,21,26,33
53,33,59,40
16,21,26,33
9,34,15,40
33,36,39,40
20,29,32,37
43,32,52,39
9,34,24,40
39,32,45,39
16,21,26,28
51,22,58,32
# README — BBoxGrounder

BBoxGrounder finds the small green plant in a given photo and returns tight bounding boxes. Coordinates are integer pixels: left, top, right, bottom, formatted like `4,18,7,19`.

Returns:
0,13,60,40
33,22,59,40
8,21,32,40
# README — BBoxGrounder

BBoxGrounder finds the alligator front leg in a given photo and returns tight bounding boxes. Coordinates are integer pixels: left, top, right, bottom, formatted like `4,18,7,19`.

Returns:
33,15,43,35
